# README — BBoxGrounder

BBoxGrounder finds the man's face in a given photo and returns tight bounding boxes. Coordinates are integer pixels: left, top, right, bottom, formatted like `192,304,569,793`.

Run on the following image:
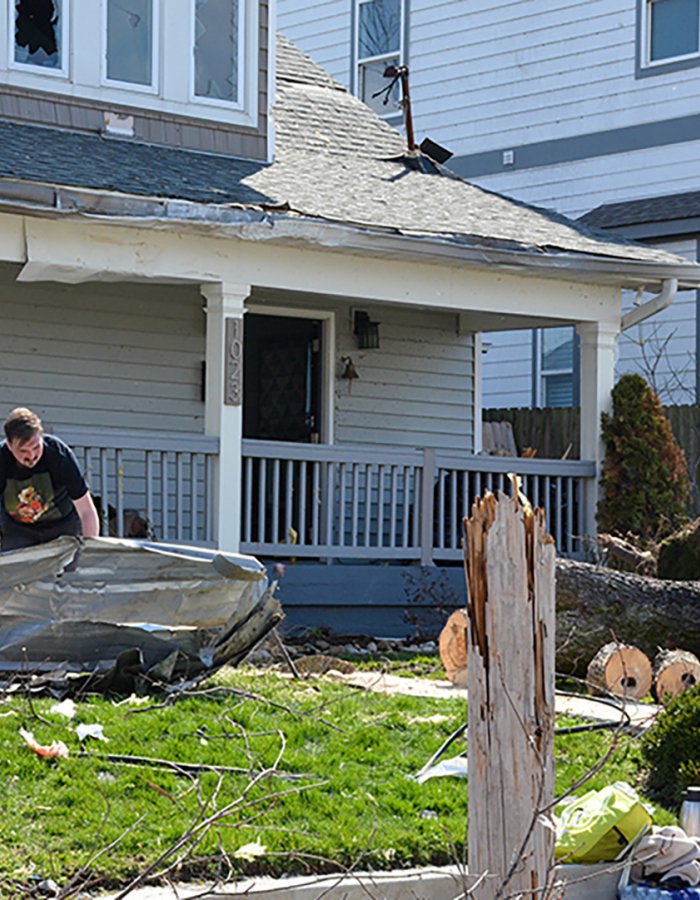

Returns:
7,432,44,469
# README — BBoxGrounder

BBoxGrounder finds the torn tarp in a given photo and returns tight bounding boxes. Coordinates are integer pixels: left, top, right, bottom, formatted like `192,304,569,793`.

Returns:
0,536,282,691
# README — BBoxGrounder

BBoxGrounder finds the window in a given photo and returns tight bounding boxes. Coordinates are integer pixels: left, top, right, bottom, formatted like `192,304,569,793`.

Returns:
13,0,65,72
355,0,403,116
194,0,241,105
642,0,700,68
534,327,579,408
105,0,155,88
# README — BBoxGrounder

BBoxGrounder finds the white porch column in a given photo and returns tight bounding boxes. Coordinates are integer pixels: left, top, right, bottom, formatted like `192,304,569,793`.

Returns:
201,282,250,552
576,321,619,542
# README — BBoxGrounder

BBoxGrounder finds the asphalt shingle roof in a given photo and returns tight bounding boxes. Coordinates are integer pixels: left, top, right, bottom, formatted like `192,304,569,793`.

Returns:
580,190,700,230
0,34,692,269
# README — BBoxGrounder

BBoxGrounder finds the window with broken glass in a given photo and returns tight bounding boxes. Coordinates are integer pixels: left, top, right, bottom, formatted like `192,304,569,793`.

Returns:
13,0,65,71
355,0,404,116
105,0,156,88
194,0,241,104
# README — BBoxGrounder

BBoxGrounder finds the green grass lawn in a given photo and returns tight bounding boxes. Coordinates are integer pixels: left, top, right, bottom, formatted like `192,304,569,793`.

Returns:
0,666,674,897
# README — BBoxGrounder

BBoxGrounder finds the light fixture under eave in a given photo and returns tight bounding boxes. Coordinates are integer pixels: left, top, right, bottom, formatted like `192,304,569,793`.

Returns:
354,310,380,349
341,356,359,380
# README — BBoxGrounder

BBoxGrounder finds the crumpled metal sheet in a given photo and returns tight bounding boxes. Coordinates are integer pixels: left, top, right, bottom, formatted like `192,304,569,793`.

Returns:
0,536,282,688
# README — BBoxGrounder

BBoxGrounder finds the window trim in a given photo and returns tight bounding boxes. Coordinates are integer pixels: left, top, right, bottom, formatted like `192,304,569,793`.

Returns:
352,0,406,119
637,0,700,77
8,0,70,78
190,0,246,111
101,0,160,94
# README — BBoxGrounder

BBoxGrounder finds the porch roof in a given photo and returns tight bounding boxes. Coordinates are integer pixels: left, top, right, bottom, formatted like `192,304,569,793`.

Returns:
0,37,699,289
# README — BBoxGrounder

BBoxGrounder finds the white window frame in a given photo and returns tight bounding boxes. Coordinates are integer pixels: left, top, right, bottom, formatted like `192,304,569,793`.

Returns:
190,0,246,112
2,0,259,127
641,0,700,69
101,0,160,94
353,0,405,118
533,327,577,409
7,0,70,78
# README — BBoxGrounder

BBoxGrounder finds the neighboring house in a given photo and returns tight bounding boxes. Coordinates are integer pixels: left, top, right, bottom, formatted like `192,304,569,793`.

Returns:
278,0,700,409
1,3,698,632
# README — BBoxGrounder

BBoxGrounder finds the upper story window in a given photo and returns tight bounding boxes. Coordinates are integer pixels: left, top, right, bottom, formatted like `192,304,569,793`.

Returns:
105,0,155,88
14,0,65,72
5,0,257,127
640,0,700,72
355,0,404,117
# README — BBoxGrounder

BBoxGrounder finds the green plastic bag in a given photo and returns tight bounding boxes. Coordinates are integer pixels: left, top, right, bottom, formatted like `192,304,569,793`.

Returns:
555,781,652,864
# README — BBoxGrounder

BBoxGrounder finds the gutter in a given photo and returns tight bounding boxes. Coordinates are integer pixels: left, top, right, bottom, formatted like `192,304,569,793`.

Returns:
621,278,677,331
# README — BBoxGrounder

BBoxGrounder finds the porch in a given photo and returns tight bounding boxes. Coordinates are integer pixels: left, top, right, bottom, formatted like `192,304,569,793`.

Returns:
59,428,594,562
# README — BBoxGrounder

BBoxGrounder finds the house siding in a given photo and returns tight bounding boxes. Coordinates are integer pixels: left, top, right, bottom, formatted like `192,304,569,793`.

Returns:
278,0,353,88
0,265,205,433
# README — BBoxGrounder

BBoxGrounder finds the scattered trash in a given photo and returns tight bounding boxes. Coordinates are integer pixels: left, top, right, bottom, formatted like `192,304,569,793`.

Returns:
233,841,267,861
555,781,652,863
75,723,108,742
19,728,69,759
413,754,468,784
50,698,76,719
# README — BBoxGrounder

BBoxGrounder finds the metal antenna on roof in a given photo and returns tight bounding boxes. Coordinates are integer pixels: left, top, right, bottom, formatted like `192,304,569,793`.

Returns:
372,64,417,152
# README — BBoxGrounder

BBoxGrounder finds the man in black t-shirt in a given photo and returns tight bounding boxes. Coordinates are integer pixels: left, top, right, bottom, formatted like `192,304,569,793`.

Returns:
0,407,99,550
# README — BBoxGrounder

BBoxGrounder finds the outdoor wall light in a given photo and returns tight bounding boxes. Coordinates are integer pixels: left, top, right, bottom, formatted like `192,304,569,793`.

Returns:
341,356,359,380
354,310,380,349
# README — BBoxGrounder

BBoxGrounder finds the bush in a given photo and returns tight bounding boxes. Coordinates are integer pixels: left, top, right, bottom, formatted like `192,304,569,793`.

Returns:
640,684,700,810
657,517,700,580
597,373,690,543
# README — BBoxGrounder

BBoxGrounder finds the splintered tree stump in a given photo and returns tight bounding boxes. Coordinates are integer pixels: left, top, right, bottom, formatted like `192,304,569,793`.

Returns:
586,643,652,700
438,609,467,686
654,649,700,701
464,489,556,899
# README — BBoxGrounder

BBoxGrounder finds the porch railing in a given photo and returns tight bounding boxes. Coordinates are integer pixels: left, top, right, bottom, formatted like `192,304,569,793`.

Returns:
241,440,596,561
58,428,219,545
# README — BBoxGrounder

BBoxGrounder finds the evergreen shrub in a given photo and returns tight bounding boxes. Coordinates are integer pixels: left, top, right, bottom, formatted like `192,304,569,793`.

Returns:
640,684,700,810
597,373,690,543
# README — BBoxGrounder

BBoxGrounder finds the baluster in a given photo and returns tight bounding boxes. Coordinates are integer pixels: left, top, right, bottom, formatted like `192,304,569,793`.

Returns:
244,456,253,542
556,476,563,554
115,448,125,538
175,452,185,541
161,451,169,540
272,459,281,544
351,463,360,547
377,465,386,548
324,461,335,547
190,454,198,543
205,455,214,543
412,467,420,550
364,463,372,547
299,461,307,546
402,465,410,547
339,463,347,547
566,476,574,556
285,460,294,546
438,468,446,549
544,475,551,550
389,465,398,548
146,451,154,537
450,470,458,548
99,448,109,536
311,461,320,545
257,459,267,544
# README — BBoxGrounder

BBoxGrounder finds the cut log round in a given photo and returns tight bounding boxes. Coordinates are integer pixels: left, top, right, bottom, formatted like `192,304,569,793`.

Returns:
439,608,467,686
586,642,653,700
653,649,700,701
554,558,700,675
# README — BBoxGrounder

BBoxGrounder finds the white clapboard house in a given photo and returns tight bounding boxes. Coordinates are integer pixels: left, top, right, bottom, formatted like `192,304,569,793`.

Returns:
1,2,697,633
279,0,700,410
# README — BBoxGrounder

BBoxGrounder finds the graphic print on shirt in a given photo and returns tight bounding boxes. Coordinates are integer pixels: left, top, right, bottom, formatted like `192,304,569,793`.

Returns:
3,473,61,524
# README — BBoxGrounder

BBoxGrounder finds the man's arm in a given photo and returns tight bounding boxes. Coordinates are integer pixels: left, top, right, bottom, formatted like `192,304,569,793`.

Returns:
73,492,100,538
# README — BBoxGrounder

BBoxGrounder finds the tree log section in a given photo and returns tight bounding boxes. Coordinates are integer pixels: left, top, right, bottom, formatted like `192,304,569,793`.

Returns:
555,559,700,675
653,649,700,701
586,642,653,700
438,608,467,686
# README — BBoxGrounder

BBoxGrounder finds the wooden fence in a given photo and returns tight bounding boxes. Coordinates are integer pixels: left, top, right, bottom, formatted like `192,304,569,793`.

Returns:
484,404,700,514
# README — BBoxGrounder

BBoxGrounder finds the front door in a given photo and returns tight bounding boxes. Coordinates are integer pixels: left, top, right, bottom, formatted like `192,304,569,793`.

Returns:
243,314,322,443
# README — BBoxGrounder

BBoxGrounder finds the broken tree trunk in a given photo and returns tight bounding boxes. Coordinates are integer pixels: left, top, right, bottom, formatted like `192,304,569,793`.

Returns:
465,491,556,900
653,649,700,701
554,559,700,675
586,642,652,700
